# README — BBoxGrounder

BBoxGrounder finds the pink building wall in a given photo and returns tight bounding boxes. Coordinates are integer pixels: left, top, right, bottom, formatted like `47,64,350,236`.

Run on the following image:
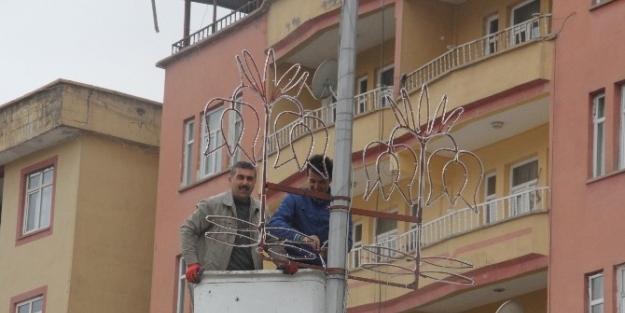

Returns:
150,13,268,313
550,1,625,312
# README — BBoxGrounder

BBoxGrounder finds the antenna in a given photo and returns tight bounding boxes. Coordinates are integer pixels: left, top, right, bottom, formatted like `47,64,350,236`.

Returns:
308,59,338,100
495,300,524,313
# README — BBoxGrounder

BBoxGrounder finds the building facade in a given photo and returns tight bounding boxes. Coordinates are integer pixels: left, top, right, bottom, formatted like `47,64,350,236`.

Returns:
155,0,554,312
0,80,161,313
550,0,625,313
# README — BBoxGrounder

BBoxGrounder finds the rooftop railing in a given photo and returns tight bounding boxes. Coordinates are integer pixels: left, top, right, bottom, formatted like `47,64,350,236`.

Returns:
171,0,264,54
403,14,552,93
349,187,550,270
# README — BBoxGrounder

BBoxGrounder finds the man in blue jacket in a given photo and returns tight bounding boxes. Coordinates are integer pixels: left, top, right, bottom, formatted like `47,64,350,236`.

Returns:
268,154,353,273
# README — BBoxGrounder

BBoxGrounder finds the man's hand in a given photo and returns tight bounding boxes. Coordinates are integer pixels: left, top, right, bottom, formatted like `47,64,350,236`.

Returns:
185,263,204,283
279,263,299,275
301,235,321,251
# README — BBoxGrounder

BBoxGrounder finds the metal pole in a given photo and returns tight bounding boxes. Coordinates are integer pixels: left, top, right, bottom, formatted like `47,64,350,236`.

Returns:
326,0,358,312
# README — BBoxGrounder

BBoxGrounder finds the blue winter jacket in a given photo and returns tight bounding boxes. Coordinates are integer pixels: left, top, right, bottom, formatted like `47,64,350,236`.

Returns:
267,188,353,266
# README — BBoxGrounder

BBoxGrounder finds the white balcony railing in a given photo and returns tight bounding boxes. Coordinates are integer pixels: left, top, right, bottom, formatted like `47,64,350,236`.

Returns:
403,14,552,93
349,187,549,270
266,86,391,154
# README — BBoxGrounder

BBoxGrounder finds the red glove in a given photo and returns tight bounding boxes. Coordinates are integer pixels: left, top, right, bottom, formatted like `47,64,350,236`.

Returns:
280,263,298,275
185,263,204,283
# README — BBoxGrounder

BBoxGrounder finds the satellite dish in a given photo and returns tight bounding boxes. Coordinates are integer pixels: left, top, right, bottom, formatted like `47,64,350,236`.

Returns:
495,300,524,313
309,59,338,99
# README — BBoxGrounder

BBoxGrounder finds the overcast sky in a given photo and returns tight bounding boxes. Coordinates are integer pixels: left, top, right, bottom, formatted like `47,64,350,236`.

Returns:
0,0,221,106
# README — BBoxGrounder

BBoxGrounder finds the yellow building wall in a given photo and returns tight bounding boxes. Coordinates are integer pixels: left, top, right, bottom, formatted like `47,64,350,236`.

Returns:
68,134,158,313
0,141,81,313
267,0,342,47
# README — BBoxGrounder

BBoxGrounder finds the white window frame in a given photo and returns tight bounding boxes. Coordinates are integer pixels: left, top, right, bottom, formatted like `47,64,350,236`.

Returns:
619,84,625,168
200,107,224,179
485,14,499,55
617,265,625,313
511,0,540,45
510,158,538,215
374,209,398,261
376,64,394,108
589,272,604,313
23,166,54,235
228,99,243,165
484,173,497,223
356,76,368,114
16,296,43,313
350,222,363,269
176,258,187,313
182,119,194,186
593,93,606,177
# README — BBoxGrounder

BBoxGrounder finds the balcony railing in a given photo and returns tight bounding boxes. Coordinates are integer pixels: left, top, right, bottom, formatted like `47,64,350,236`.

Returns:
171,0,264,54
403,14,552,93
266,86,392,154
349,187,550,270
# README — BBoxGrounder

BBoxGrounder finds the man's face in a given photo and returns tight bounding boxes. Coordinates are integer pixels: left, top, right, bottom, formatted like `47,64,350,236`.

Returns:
229,168,257,201
307,169,331,193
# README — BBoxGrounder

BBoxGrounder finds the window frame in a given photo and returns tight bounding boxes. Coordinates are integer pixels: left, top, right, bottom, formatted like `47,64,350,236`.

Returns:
356,76,368,114
588,272,604,313
617,265,625,313
509,158,538,215
16,157,57,245
350,222,363,269
373,209,398,261
200,106,224,179
10,286,47,313
510,0,540,45
181,118,195,186
485,14,499,55
376,64,394,108
593,93,606,177
619,85,625,169
484,173,497,223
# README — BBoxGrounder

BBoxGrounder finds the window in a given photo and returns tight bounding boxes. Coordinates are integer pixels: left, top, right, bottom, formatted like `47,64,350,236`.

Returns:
617,265,625,313
619,84,625,169
350,223,362,269
356,76,368,114
376,65,394,107
182,119,195,186
484,174,497,223
15,297,43,313
201,107,224,178
593,93,606,177
228,99,243,165
511,0,540,45
10,287,46,313
18,157,57,243
485,14,499,54
510,159,538,215
589,272,604,313
374,210,398,261
176,257,187,313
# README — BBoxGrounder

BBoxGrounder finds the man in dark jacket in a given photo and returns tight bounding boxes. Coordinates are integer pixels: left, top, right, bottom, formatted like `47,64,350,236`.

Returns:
267,154,353,271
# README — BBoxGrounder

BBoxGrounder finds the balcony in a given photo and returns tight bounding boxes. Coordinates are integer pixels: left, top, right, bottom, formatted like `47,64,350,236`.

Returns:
404,14,552,93
349,187,550,271
171,0,264,54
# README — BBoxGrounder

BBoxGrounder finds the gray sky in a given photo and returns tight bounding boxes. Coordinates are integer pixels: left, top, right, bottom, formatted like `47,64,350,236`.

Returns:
0,0,220,105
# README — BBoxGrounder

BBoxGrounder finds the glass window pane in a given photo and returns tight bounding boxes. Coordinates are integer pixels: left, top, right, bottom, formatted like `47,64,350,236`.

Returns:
42,168,54,185
17,303,30,313
376,217,397,235
28,173,41,190
32,299,43,313
40,186,52,228
591,275,603,300
353,224,362,242
26,192,40,231
487,176,496,195
591,303,604,313
512,160,538,186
